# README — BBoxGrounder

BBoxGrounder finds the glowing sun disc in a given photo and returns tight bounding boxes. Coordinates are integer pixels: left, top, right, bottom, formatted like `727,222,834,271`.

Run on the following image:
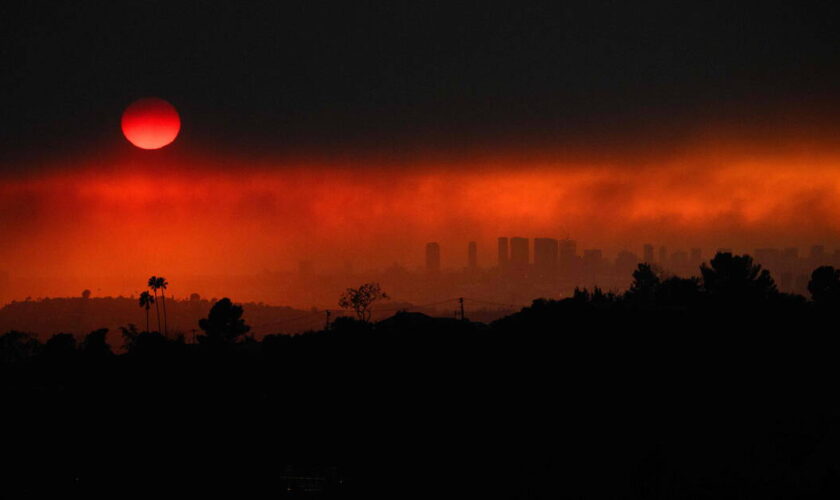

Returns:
121,97,181,150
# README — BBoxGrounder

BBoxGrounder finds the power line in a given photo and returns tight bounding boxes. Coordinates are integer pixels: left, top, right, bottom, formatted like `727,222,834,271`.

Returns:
260,296,524,330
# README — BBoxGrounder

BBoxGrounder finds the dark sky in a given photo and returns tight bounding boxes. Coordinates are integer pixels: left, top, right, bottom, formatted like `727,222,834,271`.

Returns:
2,1,840,163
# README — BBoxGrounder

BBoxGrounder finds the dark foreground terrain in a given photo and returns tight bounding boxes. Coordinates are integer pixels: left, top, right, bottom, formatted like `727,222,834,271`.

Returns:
4,255,840,498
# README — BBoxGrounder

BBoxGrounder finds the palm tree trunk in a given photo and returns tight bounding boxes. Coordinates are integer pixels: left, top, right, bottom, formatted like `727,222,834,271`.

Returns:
153,289,161,333
160,292,168,335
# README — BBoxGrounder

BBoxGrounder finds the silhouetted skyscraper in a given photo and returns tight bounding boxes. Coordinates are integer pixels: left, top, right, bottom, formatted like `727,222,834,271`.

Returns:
658,246,667,267
643,244,654,264
559,239,577,278
498,237,509,268
559,239,576,261
583,249,604,280
468,241,478,270
615,250,639,274
510,237,529,270
534,238,558,277
425,242,441,275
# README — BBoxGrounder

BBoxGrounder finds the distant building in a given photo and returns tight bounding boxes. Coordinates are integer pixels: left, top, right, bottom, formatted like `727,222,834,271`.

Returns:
558,239,577,279
584,249,603,261
658,246,668,267
498,237,509,268
583,249,604,279
533,238,559,277
468,241,478,270
615,250,639,275
559,239,576,259
643,244,654,264
425,242,441,275
510,237,530,270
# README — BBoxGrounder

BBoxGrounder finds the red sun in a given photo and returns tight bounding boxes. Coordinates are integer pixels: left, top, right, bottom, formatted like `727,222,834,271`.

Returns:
121,97,181,149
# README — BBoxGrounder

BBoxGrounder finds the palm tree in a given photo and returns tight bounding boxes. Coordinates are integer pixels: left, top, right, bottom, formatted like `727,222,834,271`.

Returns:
139,291,155,333
147,275,162,334
156,276,169,336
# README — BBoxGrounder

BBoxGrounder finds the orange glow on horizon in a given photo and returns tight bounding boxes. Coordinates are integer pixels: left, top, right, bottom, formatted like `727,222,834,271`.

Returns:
2,139,840,302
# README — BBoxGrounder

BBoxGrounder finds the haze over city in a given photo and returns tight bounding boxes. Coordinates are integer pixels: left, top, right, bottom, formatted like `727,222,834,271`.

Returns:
2,134,840,306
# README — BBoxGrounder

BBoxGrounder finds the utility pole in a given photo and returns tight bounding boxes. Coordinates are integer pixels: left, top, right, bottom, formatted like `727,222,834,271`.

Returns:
325,310,331,331
459,297,465,321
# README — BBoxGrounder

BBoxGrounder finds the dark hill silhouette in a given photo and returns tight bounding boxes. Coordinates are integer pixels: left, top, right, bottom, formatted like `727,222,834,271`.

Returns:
0,296,314,348
0,295,488,350
3,252,840,497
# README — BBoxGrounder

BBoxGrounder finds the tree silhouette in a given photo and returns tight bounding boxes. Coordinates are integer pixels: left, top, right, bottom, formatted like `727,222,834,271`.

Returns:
700,252,777,303
808,266,840,306
81,328,112,359
43,333,76,358
0,331,41,365
338,282,389,322
657,276,702,308
120,324,140,352
139,291,155,333
197,298,250,345
626,263,661,306
148,275,162,334
155,276,169,336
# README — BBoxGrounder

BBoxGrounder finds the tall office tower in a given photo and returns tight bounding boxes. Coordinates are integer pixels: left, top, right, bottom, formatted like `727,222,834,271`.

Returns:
559,238,577,277
583,249,603,261
690,248,702,265
510,237,530,269
582,249,604,279
498,237,509,268
533,238,559,276
614,250,639,275
425,242,441,275
559,239,577,261
643,244,654,263
468,241,478,270
658,246,668,267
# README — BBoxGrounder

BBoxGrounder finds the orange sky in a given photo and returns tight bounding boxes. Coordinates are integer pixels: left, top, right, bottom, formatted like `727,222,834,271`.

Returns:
2,132,840,302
